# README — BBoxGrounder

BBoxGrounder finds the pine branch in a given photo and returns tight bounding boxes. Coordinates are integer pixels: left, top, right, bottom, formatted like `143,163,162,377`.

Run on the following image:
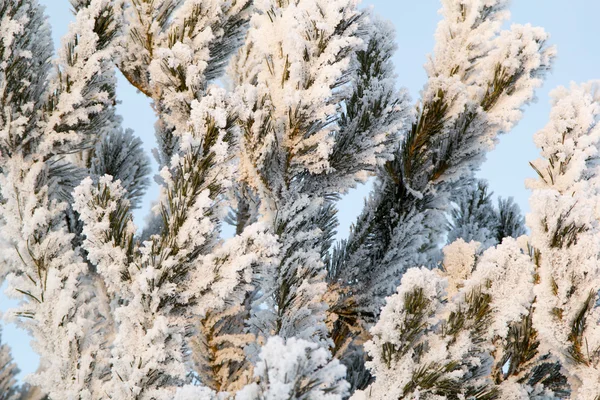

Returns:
527,82,600,398
329,10,555,378
0,1,123,397
91,128,151,209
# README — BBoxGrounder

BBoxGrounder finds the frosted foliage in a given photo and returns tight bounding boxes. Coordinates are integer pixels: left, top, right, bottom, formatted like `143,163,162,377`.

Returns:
527,82,600,398
0,160,109,400
0,330,19,400
2,0,257,396
451,240,541,397
427,22,555,189
423,7,555,196
91,128,151,208
229,3,413,363
0,0,123,397
0,0,572,398
360,268,452,400
358,82,600,400
429,0,509,80
324,14,413,194
459,238,535,341
497,197,527,241
323,4,553,393
233,0,362,188
191,304,256,393
332,0,554,328
447,181,527,252
442,239,479,296
120,0,249,164
74,184,278,399
75,5,286,394
0,0,52,158
477,24,556,131
447,181,499,250
105,223,278,400
73,176,136,297
191,222,280,319
235,336,349,400
230,0,374,347
173,385,221,400
40,0,121,157
121,0,247,95
360,240,542,399
146,0,221,132
74,138,278,398
368,267,447,358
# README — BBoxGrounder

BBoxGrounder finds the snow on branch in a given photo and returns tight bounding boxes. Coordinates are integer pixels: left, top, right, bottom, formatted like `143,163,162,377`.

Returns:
332,0,555,344
230,0,382,349
236,336,349,400
0,1,123,397
528,82,600,398
358,238,562,399
40,0,122,157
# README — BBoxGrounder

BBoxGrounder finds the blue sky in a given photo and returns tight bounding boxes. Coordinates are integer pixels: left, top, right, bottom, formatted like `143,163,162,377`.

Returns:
3,0,600,382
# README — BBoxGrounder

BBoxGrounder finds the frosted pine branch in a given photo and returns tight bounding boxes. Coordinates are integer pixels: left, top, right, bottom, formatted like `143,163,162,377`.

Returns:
231,0,369,347
528,82,600,399
333,0,555,353
0,0,122,398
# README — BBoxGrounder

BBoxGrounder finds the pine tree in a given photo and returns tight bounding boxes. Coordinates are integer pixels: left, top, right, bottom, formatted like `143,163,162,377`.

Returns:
0,328,49,400
72,0,280,397
356,238,568,399
497,196,527,243
90,128,151,209
333,0,554,318
0,0,123,397
4,0,593,398
118,0,252,167
73,90,280,398
447,180,499,249
235,336,349,400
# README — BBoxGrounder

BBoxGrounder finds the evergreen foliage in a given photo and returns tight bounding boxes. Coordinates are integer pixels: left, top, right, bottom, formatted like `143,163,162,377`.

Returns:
0,328,19,400
0,327,49,400
3,0,600,399
230,0,411,351
527,82,600,399
358,82,600,399
447,180,526,250
90,128,151,209
328,0,555,389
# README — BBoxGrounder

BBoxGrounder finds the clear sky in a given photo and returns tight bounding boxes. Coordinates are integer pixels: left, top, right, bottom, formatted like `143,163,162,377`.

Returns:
2,0,600,383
